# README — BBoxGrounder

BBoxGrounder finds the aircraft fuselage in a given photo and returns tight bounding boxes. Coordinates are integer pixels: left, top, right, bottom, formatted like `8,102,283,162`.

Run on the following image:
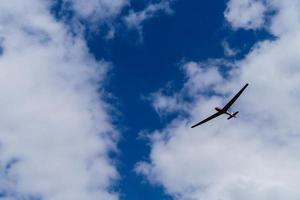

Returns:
191,83,248,128
215,107,236,117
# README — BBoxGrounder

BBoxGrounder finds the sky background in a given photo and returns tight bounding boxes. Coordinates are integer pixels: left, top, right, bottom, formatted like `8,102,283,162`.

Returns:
1,0,300,200
89,1,268,199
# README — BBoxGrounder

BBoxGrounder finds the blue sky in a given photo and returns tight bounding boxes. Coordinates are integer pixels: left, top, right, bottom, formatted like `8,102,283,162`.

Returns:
2,0,300,200
82,0,268,199
91,1,229,199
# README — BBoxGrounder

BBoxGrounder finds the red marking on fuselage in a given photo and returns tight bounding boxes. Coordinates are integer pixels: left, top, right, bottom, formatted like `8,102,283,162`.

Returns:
215,107,234,116
215,107,223,112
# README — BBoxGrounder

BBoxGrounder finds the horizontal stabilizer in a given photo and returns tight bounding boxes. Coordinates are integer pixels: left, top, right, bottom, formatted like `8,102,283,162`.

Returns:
227,111,239,120
227,115,233,120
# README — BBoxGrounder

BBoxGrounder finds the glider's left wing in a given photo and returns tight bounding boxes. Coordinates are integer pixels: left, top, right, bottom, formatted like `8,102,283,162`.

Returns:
191,112,222,128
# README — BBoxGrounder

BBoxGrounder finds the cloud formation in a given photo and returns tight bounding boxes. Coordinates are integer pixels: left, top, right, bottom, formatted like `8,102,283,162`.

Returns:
0,1,118,200
138,0,300,199
61,0,174,39
64,0,128,22
124,1,173,31
225,0,267,30
222,41,238,57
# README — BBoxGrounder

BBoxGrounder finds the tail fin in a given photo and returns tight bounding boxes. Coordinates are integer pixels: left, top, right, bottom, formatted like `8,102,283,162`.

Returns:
227,111,239,120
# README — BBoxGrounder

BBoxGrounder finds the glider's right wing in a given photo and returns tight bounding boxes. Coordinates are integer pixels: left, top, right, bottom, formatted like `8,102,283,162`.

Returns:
222,83,249,111
191,112,222,128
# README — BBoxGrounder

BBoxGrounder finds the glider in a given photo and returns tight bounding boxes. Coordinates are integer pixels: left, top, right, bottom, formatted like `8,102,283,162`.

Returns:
191,83,249,128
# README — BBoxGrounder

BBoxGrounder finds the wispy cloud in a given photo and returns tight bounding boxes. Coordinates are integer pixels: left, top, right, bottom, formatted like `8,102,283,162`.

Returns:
0,0,118,199
222,40,238,57
59,0,173,40
123,0,174,40
63,0,128,22
137,0,300,199
124,1,173,29
225,0,268,30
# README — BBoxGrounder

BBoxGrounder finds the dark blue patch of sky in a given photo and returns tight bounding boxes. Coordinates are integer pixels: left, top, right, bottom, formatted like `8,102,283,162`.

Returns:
52,0,273,199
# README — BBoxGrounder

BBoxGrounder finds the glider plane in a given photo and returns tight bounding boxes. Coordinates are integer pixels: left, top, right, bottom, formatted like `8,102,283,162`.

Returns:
191,83,249,128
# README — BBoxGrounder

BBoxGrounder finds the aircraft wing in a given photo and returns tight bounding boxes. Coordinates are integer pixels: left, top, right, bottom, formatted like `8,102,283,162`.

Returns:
191,112,222,128
222,83,249,111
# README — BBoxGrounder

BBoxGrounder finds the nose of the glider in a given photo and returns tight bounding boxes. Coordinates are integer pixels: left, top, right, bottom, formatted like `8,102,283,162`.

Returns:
215,107,221,111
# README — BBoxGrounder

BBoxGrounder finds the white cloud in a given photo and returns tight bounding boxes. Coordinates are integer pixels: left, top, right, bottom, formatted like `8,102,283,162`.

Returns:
222,41,238,57
64,0,128,22
225,0,267,30
124,1,173,31
0,0,118,200
268,0,300,36
59,0,174,39
225,0,300,36
150,62,226,117
137,0,300,199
